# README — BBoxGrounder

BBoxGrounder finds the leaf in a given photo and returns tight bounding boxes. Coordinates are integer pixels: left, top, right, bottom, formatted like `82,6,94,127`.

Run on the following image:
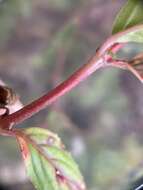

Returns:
112,0,143,34
16,127,86,190
115,27,143,43
99,25,143,56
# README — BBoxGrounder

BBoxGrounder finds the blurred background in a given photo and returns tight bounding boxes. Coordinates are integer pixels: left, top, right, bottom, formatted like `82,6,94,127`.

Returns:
0,0,143,189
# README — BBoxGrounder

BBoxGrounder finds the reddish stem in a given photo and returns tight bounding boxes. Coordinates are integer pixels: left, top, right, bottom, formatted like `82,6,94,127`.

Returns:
2,22,139,129
2,54,104,127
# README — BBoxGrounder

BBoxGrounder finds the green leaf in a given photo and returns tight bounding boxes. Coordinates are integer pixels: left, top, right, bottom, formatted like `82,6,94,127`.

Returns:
112,0,143,34
101,25,143,55
116,27,143,43
16,128,85,190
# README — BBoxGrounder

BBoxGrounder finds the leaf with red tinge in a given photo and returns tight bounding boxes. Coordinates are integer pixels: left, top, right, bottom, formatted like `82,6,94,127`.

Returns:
16,127,86,190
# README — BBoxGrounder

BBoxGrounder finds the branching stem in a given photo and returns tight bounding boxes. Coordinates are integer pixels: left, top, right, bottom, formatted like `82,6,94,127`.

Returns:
2,23,141,130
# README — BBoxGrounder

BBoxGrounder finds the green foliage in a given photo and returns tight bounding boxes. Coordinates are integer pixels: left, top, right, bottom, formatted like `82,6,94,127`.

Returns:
16,128,85,190
110,0,143,83
112,0,143,34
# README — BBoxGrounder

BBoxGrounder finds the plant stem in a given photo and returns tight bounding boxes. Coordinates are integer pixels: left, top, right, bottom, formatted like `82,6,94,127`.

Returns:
2,54,104,127
2,23,138,128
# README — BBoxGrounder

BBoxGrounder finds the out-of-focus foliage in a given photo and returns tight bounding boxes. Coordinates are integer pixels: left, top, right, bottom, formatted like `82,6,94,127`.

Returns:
1,0,143,190
0,0,31,46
